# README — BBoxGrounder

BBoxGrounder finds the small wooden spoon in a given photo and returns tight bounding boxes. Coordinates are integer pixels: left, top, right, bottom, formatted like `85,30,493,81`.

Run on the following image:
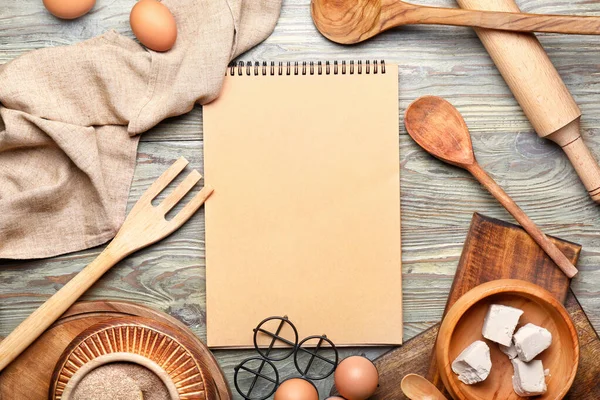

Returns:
311,0,600,44
401,374,448,400
404,96,578,279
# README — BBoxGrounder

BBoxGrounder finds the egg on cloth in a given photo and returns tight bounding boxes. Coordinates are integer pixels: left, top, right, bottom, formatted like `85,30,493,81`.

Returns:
334,356,379,400
129,0,177,52
274,378,319,400
43,0,95,19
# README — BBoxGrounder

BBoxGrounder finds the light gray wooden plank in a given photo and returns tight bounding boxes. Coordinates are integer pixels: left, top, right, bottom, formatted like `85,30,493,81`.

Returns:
2,1,600,398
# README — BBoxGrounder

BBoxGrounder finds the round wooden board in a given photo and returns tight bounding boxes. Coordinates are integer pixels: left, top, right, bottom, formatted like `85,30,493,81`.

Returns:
0,301,231,399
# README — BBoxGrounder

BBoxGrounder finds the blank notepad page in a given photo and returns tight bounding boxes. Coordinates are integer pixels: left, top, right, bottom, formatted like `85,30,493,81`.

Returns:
203,61,401,348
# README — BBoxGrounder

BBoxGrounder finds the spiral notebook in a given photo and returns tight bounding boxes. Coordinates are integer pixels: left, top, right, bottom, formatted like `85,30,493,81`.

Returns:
203,61,402,348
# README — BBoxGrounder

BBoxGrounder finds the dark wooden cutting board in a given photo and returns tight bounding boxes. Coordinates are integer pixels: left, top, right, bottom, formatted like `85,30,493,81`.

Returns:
370,213,600,399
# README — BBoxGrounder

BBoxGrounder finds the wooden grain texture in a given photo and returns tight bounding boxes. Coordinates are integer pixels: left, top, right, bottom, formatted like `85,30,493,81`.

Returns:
428,213,583,397
456,0,600,204
437,280,579,400
374,325,442,400
0,301,230,400
372,291,600,400
554,120,600,202
1,1,600,399
405,96,578,277
370,213,600,400
445,215,579,307
0,157,213,372
401,374,448,400
311,0,600,45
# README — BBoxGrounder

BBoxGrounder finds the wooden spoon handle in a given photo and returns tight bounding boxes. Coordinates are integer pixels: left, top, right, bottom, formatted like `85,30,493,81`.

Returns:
405,5,600,35
467,163,579,278
0,246,122,372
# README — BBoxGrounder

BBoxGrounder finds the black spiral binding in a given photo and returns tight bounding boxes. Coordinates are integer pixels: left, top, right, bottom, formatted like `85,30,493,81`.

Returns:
228,60,386,76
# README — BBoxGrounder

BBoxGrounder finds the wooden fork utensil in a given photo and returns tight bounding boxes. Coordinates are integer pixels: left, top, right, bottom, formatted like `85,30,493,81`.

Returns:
0,157,214,372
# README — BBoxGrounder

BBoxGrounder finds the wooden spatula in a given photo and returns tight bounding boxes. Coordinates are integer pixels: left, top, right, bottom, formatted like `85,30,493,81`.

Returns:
0,157,213,372
404,96,578,279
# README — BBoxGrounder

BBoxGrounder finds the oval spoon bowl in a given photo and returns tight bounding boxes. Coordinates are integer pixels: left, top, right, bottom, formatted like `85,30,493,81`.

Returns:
401,373,448,400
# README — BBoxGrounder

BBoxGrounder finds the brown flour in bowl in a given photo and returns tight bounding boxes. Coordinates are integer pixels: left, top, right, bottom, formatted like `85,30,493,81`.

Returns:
70,362,171,400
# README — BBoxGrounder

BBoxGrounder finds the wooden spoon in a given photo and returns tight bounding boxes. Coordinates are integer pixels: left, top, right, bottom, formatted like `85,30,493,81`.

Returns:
311,0,600,44
404,96,578,279
401,374,448,400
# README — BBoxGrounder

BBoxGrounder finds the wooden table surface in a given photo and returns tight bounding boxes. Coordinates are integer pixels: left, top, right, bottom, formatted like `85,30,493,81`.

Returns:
1,0,600,398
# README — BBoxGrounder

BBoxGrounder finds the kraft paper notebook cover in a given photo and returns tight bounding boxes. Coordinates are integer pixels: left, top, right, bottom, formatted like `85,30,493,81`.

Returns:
203,61,401,348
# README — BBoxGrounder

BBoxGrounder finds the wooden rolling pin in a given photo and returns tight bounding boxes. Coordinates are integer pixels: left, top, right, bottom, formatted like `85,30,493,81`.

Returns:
456,0,600,203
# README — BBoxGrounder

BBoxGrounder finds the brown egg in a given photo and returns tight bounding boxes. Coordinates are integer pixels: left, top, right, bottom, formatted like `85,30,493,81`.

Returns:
129,0,177,52
43,0,95,19
274,378,319,400
334,356,379,400
326,397,346,399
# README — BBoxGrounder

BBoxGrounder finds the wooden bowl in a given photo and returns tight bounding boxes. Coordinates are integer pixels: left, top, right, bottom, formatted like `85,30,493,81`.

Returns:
50,316,230,400
436,279,579,400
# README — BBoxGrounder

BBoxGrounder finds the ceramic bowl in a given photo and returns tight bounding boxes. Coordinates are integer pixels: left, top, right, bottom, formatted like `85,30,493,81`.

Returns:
50,317,227,400
436,279,579,400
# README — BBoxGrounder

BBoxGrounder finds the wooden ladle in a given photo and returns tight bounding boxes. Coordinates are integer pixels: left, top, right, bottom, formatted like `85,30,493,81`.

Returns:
401,374,448,400
404,96,578,278
311,0,600,44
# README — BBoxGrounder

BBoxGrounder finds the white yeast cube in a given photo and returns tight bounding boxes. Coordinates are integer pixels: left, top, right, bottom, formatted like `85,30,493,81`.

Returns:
499,341,518,359
451,340,492,385
511,359,547,396
513,323,552,362
482,304,523,346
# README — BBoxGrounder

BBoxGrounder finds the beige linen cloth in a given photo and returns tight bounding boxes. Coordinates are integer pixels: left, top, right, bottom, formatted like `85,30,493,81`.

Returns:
0,0,281,259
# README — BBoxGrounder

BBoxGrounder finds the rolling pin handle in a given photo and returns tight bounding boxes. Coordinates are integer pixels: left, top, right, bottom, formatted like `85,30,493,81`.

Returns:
546,119,600,204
